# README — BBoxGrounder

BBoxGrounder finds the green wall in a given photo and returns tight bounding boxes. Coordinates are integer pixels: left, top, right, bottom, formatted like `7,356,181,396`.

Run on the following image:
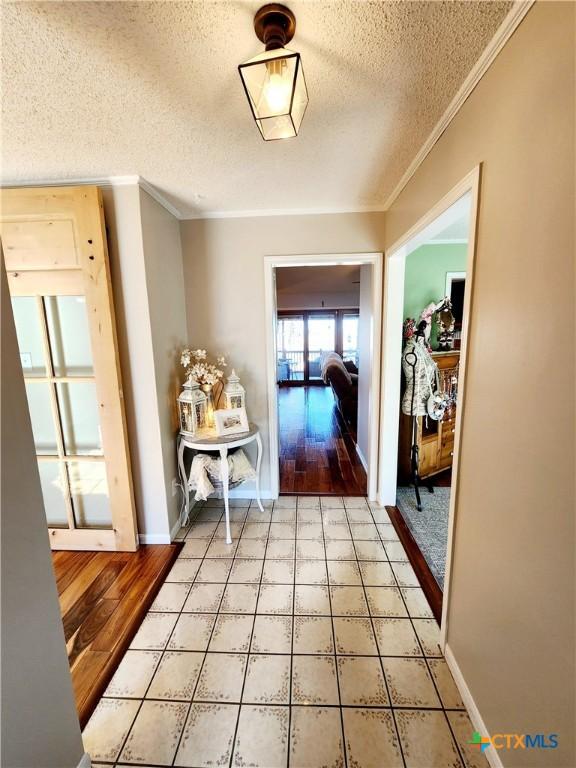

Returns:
403,243,467,347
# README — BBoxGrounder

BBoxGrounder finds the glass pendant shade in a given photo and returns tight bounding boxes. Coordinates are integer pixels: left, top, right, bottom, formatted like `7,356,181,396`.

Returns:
239,48,308,140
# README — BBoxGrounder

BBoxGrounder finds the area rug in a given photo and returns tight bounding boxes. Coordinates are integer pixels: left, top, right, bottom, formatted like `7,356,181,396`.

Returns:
395,486,451,590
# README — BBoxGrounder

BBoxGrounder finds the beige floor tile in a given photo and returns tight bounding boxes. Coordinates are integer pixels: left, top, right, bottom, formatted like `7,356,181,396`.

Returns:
215,521,244,539
333,617,378,655
293,615,334,654
228,558,264,584
400,587,434,618
321,495,344,508
354,540,387,561
274,495,297,508
150,582,191,613
173,523,190,541
330,585,369,616
373,618,422,656
382,657,441,707
209,614,254,652
349,523,380,540
251,498,274,509
296,522,323,539
359,560,396,586
241,522,270,540
295,559,328,585
186,521,218,538
346,508,373,523
229,507,249,521
377,522,400,540
179,538,210,558
195,506,222,520
429,659,465,709
257,584,294,614
262,558,295,584
243,654,291,704
233,705,289,768
298,496,320,508
119,700,187,765
323,522,352,540
195,558,233,583
272,506,297,522
327,559,362,585
294,584,331,615
165,558,202,583
167,613,215,651
147,651,204,700
175,703,239,767
292,655,339,705
321,508,348,524
337,656,389,706
83,698,140,762
343,707,403,767
413,618,443,656
446,711,490,768
195,653,247,702
290,706,345,768
130,612,178,650
297,508,322,523
343,496,369,509
206,538,238,559
269,522,296,540
397,710,464,768
384,541,410,561
183,582,225,612
104,650,161,698
296,539,325,559
251,615,292,653
220,583,259,613
324,539,356,559
391,561,420,587
371,508,392,523
236,538,267,558
245,508,272,523
365,586,408,617
265,539,296,559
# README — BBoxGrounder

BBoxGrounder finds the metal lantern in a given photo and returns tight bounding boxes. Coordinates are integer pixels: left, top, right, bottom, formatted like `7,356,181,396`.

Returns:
239,4,308,141
178,378,207,437
223,369,246,410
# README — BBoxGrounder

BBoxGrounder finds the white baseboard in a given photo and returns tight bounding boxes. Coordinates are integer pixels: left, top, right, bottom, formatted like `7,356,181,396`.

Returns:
138,532,172,545
444,644,503,768
355,444,368,473
77,753,92,768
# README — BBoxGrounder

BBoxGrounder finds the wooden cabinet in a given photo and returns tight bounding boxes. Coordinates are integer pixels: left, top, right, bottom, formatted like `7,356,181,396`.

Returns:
398,351,459,482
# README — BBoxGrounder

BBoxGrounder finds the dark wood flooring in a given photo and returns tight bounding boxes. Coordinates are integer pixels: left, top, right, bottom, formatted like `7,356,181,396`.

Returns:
279,385,367,495
52,544,181,728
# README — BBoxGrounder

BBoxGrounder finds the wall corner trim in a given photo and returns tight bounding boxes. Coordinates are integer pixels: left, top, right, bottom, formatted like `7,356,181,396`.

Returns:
77,753,92,768
444,644,504,768
383,0,535,210
355,443,368,473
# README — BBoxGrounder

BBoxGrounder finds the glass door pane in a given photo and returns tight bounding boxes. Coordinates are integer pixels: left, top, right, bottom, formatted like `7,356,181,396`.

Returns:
45,295,95,376
11,296,47,376
308,314,336,380
277,316,304,382
342,314,359,366
38,461,69,527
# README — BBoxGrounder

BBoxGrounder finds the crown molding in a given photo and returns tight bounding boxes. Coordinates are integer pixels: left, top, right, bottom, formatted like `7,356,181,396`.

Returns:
383,0,535,211
0,174,184,220
184,203,387,220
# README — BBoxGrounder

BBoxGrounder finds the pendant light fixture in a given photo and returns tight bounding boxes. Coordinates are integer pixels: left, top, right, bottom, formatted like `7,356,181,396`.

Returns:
238,3,308,141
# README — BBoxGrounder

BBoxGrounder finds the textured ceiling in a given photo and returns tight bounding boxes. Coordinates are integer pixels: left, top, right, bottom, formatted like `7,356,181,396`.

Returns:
2,1,512,217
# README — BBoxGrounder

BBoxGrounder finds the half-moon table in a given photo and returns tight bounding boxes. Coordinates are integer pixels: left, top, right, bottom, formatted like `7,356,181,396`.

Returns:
177,423,264,543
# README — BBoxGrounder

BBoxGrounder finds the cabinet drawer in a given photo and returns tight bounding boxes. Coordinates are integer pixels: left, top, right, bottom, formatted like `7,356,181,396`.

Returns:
440,442,454,461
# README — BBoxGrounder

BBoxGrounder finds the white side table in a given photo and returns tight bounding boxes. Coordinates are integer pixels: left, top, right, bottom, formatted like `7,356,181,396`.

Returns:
177,423,264,544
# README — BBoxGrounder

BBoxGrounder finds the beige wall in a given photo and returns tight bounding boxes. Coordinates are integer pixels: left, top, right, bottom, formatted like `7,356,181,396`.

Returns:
385,3,575,766
1,260,85,768
180,212,385,494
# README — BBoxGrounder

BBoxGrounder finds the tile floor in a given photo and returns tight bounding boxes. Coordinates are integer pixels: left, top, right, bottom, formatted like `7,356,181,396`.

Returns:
84,496,487,768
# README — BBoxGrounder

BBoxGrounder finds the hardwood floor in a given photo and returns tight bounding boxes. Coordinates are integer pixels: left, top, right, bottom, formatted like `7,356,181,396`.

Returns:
52,544,181,728
278,385,367,495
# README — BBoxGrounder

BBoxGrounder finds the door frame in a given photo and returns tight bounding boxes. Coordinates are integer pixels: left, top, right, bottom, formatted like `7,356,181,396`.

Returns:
377,166,481,646
264,252,383,500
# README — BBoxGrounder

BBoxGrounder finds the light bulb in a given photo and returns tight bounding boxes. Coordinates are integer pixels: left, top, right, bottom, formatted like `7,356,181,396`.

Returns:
265,71,290,113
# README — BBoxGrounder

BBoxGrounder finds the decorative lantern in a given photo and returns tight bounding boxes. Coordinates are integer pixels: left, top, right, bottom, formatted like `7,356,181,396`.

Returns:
238,4,308,141
223,369,246,410
178,378,208,437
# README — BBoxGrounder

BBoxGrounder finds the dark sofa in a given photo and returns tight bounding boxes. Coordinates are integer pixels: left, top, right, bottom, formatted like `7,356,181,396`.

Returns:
321,352,358,426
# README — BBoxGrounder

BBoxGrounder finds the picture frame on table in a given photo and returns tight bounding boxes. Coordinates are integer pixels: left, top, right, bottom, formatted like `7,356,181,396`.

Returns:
214,406,249,436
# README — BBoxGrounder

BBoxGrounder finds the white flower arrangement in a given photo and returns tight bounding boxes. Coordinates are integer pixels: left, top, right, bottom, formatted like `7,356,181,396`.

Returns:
180,348,227,386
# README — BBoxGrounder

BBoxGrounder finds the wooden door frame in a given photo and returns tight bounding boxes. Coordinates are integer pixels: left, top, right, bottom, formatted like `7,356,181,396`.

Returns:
377,166,481,648
264,252,383,500
2,185,138,551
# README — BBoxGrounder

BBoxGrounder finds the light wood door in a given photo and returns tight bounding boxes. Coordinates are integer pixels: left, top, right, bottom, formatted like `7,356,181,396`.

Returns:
1,186,138,551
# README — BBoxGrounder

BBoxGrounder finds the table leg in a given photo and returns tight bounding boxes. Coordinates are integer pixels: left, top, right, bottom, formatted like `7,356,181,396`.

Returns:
177,437,190,524
255,432,264,512
220,447,232,544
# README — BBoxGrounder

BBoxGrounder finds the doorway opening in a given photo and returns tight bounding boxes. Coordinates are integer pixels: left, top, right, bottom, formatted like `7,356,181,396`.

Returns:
378,168,480,639
264,254,382,499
